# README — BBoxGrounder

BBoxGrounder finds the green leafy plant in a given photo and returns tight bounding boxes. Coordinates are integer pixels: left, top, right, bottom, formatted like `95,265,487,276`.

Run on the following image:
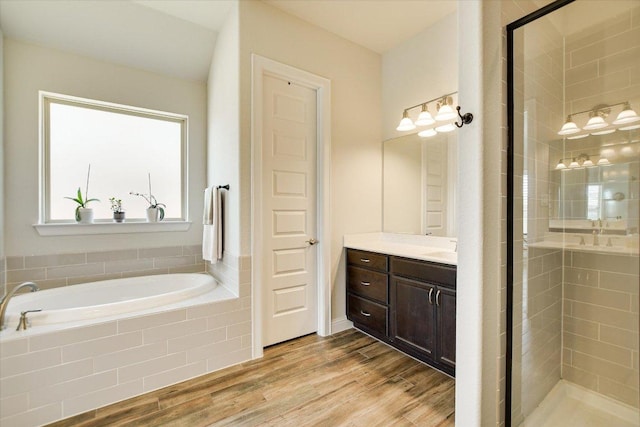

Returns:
109,197,123,213
65,164,99,221
130,173,166,220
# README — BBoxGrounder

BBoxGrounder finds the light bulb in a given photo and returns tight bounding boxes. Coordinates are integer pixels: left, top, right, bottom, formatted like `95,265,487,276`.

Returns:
583,115,608,130
558,116,580,135
613,104,640,125
415,104,435,126
418,128,437,138
582,158,594,167
555,160,567,170
569,158,580,168
435,104,456,121
396,110,416,131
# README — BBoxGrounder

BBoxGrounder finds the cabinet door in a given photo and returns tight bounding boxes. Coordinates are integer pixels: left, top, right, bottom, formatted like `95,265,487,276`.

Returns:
436,286,456,370
390,276,436,360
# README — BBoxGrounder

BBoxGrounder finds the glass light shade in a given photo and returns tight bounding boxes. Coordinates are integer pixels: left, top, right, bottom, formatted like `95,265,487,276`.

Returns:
396,111,416,131
557,119,580,135
612,106,640,125
567,133,588,139
583,115,608,130
597,158,610,165
435,122,456,133
435,104,456,121
582,159,594,167
569,159,580,168
619,123,640,131
590,127,615,136
415,109,435,126
418,128,437,138
555,160,567,170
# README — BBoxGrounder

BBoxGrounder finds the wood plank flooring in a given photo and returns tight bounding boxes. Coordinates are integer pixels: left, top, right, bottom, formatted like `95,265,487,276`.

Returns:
48,329,455,427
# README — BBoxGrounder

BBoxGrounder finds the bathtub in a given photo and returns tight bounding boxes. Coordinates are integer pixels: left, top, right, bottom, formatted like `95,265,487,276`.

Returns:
4,273,217,328
0,272,250,426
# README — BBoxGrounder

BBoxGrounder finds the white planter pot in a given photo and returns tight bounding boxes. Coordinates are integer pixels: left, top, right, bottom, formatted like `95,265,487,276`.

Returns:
77,208,94,224
146,207,159,222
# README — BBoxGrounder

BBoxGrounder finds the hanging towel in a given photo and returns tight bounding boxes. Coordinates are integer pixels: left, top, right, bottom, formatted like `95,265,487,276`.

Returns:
203,187,223,263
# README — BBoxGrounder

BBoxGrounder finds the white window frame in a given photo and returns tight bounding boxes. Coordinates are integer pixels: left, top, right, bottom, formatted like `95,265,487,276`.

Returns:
35,91,191,235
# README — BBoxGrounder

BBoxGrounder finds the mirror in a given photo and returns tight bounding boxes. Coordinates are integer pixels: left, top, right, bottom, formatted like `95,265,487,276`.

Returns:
383,132,457,236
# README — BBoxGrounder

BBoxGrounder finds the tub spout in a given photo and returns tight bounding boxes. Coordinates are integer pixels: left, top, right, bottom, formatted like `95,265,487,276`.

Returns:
0,282,39,331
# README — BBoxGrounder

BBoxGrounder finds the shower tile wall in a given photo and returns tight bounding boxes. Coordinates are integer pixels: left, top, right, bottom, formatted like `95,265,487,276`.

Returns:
5,245,205,292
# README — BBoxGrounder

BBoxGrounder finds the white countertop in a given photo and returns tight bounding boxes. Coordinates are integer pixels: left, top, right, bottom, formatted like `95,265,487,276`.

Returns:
343,232,457,265
528,233,639,256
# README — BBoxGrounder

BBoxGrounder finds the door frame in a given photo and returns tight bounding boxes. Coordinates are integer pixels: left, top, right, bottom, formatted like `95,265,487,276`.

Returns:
251,54,332,358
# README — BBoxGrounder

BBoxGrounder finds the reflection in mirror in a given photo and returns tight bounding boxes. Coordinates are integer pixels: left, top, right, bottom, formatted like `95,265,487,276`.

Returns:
383,132,457,236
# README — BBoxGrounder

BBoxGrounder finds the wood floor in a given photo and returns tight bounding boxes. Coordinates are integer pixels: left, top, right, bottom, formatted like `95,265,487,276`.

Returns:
48,329,455,427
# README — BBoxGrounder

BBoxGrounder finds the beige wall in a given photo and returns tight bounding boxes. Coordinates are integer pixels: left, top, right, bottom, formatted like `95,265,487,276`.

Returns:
238,0,382,324
3,39,207,256
1,29,5,294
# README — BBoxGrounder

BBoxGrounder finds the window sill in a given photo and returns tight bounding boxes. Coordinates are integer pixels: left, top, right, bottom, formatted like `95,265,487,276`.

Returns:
33,221,192,236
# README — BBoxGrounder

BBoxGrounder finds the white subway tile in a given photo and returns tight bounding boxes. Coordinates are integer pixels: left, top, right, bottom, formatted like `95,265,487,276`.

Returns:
87,249,138,263
0,402,61,427
186,337,242,364
104,259,154,274
118,309,186,333
25,253,86,269
6,268,46,283
241,334,252,349
207,308,251,329
62,332,142,362
0,393,28,418
206,347,251,372
143,318,207,344
227,321,251,339
119,352,186,383
142,360,206,392
1,359,93,397
1,347,61,377
167,327,226,354
62,379,143,418
47,263,105,280
153,255,196,269
29,370,117,409
94,341,167,373
0,337,28,358
29,322,117,351
139,247,182,259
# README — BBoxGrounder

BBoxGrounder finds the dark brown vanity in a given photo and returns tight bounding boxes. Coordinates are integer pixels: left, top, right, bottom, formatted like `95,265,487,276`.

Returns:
346,248,456,377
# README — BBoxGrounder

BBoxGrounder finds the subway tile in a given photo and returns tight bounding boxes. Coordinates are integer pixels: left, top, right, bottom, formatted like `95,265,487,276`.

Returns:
29,322,117,351
0,402,61,427
571,252,639,275
118,352,186,383
565,69,630,103
0,359,93,397
565,61,598,85
6,268,46,283
564,283,631,311
563,267,599,287
598,376,640,408
207,347,251,373
121,268,169,278
7,278,67,292
29,370,117,409
563,332,632,367
94,341,167,373
570,27,640,68
143,318,206,345
600,271,639,294
187,299,241,319
634,5,640,28
572,351,637,387
562,316,599,340
87,249,138,263
0,337,28,358
561,364,598,391
6,256,24,270
1,347,61,377
118,309,186,333
571,301,638,332
182,245,202,255
25,253,86,269
167,327,226,354
62,331,142,362
241,334,252,349
0,393,28,418
599,46,640,77
104,259,154,274
227,321,251,339
565,11,632,51
153,255,196,269
186,337,241,364
47,263,105,280
169,263,206,274
142,360,206,393
62,379,144,418
66,273,123,286
600,324,640,351
138,247,182,259
207,308,251,330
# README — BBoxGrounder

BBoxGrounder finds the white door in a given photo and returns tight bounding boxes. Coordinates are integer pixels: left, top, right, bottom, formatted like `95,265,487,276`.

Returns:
423,139,448,236
262,74,318,347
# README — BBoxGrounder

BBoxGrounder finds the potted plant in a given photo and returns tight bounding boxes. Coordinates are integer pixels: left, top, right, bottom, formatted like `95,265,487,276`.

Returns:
130,173,166,222
109,197,125,223
65,164,99,223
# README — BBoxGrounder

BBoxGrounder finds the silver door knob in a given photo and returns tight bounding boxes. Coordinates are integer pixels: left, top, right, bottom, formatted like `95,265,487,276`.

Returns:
306,238,319,245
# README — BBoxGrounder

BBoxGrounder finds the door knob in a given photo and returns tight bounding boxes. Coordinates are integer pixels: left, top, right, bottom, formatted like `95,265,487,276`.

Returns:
306,238,319,245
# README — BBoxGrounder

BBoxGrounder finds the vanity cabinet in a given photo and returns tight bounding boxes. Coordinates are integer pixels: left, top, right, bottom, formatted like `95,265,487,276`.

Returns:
346,248,456,377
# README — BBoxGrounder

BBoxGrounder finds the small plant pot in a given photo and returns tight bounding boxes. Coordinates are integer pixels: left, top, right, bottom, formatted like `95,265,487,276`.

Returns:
113,212,125,223
77,208,94,224
146,207,159,222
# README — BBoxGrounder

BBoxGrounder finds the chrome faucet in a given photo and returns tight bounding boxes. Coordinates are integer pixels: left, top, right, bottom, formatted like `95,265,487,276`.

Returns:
0,282,39,331
592,229,599,246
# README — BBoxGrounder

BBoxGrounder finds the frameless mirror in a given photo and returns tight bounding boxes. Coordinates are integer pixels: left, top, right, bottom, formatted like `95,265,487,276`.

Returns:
383,132,457,236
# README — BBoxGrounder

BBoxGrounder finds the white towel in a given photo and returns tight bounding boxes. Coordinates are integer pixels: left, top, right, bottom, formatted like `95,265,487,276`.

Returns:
203,187,223,263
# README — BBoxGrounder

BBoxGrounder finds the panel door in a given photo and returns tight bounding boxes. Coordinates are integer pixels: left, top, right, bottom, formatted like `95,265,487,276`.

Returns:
436,286,456,370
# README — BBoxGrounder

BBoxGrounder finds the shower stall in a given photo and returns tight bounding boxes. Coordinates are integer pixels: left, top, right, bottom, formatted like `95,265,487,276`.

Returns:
507,1,640,426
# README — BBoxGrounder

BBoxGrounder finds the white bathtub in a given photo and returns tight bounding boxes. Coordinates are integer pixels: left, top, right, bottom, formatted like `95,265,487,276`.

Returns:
3,273,218,329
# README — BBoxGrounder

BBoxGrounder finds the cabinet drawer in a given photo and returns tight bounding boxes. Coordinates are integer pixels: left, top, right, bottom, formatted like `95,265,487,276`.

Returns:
390,257,456,288
347,266,388,303
347,249,388,272
348,294,388,336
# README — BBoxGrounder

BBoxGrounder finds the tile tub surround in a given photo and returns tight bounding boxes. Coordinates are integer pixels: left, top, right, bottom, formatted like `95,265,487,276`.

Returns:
5,245,206,293
0,266,253,426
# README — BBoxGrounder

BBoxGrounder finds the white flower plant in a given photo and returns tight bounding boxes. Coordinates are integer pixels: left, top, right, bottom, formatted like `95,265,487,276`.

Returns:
130,173,166,220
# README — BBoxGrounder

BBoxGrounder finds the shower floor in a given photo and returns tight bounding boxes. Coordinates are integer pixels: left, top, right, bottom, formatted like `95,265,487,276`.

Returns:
521,380,639,427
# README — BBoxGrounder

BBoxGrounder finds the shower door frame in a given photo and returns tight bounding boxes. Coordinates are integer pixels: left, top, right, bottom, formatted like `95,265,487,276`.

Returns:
505,1,575,426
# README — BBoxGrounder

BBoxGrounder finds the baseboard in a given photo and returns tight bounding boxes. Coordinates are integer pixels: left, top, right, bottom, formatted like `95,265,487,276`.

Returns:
331,317,353,334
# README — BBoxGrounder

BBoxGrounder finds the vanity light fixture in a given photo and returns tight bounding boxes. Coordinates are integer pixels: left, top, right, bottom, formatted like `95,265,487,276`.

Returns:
555,159,567,170
555,153,601,170
612,103,640,125
558,101,639,138
557,115,580,135
395,91,474,137
569,158,580,168
583,112,608,130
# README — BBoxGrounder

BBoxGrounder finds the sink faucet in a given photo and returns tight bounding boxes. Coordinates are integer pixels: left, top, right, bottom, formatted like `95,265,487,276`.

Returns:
592,229,599,246
0,282,39,330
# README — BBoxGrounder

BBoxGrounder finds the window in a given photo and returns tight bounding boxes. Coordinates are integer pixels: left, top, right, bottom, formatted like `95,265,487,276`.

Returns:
41,92,188,223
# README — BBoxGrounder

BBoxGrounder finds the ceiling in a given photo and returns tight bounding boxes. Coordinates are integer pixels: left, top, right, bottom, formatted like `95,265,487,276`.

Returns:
0,0,455,81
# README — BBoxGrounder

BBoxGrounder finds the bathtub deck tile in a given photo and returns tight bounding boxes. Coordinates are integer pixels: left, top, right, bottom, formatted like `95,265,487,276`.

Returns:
1,359,93,396
187,298,241,319
1,402,62,427
62,331,142,363
62,379,144,420
227,321,251,339
29,370,117,409
0,336,28,358
0,392,29,418
167,326,226,354
30,322,118,351
118,309,187,334
1,347,61,377
207,307,251,330
94,341,167,373
186,337,242,364
119,352,187,383
142,360,207,393
143,318,206,345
